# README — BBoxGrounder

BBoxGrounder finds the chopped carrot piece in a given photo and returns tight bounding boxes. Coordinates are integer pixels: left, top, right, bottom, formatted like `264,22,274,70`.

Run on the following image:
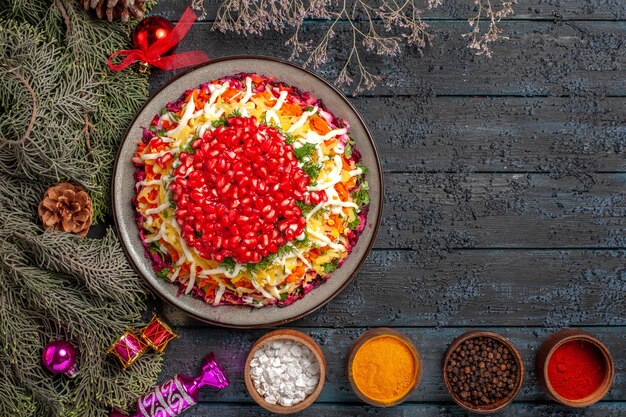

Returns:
161,241,180,263
345,176,357,189
261,90,276,106
334,182,349,201
278,84,293,93
184,91,195,103
287,265,306,283
250,74,265,85
281,102,303,117
329,214,344,234
222,88,240,102
341,156,353,171
194,90,209,109
310,115,331,135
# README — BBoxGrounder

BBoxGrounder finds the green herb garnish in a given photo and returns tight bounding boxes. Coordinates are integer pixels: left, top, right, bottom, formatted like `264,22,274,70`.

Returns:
180,136,198,154
302,161,321,179
219,257,236,274
296,201,314,215
149,241,163,256
293,143,316,161
356,163,369,175
212,115,229,127
322,261,338,274
295,231,310,248
344,139,355,158
347,216,361,230
156,268,170,279
352,180,370,206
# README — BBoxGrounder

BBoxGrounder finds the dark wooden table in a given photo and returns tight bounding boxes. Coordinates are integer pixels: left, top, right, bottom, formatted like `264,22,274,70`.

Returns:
147,1,625,415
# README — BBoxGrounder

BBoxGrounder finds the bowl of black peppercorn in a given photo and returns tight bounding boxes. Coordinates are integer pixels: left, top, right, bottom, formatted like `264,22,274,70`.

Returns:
442,331,525,414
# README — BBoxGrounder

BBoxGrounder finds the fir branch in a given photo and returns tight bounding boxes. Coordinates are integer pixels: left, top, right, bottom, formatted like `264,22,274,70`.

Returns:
0,2,161,415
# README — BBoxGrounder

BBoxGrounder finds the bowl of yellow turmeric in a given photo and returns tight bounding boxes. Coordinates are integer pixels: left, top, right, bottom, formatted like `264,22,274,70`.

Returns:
347,328,422,407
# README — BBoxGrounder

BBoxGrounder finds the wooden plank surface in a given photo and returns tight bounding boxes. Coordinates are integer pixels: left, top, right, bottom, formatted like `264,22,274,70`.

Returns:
160,249,626,328
379,173,626,249
152,0,626,21
175,403,626,416
150,21,626,97
147,0,626,413
158,327,625,403
354,96,626,173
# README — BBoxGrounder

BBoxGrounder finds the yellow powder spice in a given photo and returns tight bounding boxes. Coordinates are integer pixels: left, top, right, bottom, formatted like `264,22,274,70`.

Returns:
351,335,418,404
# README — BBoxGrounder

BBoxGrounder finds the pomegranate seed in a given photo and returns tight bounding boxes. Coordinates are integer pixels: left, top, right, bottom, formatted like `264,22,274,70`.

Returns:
170,116,312,264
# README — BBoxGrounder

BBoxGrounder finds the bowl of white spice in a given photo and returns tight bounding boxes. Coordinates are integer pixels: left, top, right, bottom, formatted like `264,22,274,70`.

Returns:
244,329,326,414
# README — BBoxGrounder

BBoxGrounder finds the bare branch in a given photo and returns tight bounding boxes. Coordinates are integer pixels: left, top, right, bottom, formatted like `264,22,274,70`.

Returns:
0,66,37,151
209,0,516,93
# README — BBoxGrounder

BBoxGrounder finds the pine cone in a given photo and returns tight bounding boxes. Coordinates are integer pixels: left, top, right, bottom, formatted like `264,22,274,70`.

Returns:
82,0,146,23
38,183,93,237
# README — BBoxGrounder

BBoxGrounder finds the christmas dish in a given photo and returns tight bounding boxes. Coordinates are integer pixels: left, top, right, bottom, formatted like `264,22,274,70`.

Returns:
133,73,370,307
113,57,382,327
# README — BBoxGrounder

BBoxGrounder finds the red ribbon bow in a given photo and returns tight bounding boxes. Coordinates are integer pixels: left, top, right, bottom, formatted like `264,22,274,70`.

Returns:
108,7,208,71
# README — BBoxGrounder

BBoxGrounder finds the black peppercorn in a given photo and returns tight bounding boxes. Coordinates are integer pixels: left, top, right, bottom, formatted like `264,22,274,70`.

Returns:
445,336,519,408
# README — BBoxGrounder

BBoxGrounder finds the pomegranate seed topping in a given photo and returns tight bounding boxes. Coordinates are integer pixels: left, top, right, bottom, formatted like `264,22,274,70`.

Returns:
171,116,311,264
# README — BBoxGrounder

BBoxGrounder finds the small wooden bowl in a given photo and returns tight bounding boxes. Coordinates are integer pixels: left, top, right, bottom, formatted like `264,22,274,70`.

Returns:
244,329,326,414
442,331,525,414
535,329,614,407
347,328,422,407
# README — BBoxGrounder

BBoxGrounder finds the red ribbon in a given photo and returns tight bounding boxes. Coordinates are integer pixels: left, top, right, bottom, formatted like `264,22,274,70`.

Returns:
108,7,208,71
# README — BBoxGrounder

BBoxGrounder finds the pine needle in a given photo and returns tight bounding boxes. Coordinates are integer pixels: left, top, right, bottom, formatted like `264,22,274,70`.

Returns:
0,1,162,416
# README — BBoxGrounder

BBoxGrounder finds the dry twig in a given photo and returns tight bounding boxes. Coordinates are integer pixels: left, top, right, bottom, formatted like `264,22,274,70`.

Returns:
208,0,517,93
55,0,72,35
82,114,94,162
0,66,37,151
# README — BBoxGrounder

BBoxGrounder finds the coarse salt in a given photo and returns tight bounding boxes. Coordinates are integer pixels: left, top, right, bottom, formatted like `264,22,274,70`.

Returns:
250,339,320,407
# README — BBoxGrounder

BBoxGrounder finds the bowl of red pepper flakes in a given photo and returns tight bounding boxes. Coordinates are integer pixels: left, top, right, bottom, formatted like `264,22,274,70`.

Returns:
535,329,615,407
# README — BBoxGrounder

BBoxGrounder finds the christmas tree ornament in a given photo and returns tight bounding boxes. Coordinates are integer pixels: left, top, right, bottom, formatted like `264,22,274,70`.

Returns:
110,353,229,417
108,7,208,73
38,182,93,237
133,16,175,53
42,340,79,378
131,15,175,74
82,0,146,23
138,315,177,353
108,330,148,368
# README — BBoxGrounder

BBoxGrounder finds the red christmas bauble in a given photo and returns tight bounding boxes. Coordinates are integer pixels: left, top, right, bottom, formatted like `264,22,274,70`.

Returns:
132,16,175,53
